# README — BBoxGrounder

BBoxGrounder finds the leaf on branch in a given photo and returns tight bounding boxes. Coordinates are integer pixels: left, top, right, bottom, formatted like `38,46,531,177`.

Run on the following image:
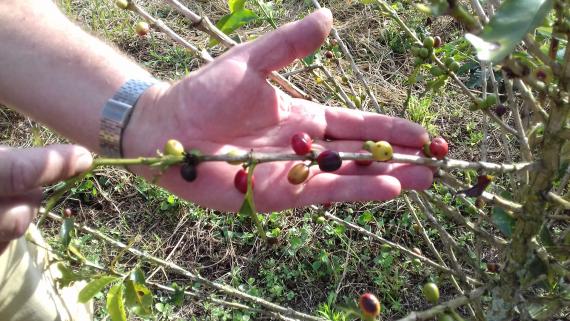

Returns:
527,299,562,320
210,9,257,46
124,280,153,316
492,207,516,238
465,0,554,63
107,284,127,321
60,217,75,248
56,263,91,288
78,275,120,303
228,0,245,13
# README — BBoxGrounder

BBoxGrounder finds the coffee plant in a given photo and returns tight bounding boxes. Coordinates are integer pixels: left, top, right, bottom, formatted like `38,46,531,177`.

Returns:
42,0,569,320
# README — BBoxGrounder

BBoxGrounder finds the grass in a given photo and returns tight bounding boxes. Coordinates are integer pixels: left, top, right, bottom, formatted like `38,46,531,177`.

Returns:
2,0,561,320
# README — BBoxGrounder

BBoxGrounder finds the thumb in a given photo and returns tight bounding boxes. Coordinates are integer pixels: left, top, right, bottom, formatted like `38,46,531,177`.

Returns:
0,144,93,196
243,8,333,75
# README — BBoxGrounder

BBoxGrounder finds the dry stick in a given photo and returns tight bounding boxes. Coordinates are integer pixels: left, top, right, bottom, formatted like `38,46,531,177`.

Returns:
514,79,549,123
311,0,384,113
503,74,533,164
422,191,508,248
410,192,484,284
44,211,326,321
394,287,487,321
281,64,321,77
152,0,309,100
470,0,489,23
546,192,570,209
313,206,481,285
437,170,523,213
130,2,212,62
318,65,356,108
403,195,478,318
479,64,489,162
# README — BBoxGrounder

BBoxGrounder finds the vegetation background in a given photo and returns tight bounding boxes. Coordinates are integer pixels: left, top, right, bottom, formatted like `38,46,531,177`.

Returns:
0,0,566,320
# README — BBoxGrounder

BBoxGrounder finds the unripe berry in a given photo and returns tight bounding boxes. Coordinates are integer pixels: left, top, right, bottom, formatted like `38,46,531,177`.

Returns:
163,139,184,157
135,21,150,36
180,163,197,182
423,143,433,157
419,48,430,59
355,149,373,166
423,36,435,49
316,216,326,224
433,36,442,48
291,132,313,155
370,141,393,161
115,0,129,9
430,66,444,76
358,293,381,318
317,150,342,172
412,247,422,256
287,163,310,185
429,137,448,160
444,57,455,67
483,94,498,107
226,149,245,165
362,140,375,151
422,282,440,303
234,169,253,194
448,61,460,73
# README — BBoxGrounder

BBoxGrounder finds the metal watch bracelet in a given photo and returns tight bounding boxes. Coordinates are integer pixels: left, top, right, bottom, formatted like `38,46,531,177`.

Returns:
99,79,157,157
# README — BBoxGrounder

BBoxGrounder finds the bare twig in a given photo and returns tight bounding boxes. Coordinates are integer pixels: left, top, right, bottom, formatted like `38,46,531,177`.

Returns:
503,75,533,163
313,206,482,285
395,287,488,321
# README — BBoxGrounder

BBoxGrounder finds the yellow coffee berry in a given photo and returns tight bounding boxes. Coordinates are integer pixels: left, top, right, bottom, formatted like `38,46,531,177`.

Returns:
370,141,393,161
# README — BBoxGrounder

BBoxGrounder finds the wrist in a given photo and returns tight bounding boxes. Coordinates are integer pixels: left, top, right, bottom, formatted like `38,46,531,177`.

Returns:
121,81,172,159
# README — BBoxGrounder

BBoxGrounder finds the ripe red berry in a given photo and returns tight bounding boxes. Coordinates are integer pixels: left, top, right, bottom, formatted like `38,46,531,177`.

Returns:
429,137,449,160
358,293,381,318
486,262,500,273
317,150,342,172
234,169,253,194
135,21,150,36
325,50,334,59
180,163,197,182
287,163,310,185
291,132,313,155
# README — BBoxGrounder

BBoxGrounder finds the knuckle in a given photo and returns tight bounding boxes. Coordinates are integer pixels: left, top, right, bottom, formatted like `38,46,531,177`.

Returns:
9,158,35,194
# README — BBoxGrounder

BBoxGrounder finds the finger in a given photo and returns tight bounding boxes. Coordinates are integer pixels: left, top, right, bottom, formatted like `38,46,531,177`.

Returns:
0,189,42,242
0,144,92,195
0,242,8,255
295,174,401,207
244,8,333,75
296,100,429,148
333,162,434,190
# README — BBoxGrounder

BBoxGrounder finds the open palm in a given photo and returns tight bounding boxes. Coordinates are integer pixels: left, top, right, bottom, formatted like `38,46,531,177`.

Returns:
125,9,433,212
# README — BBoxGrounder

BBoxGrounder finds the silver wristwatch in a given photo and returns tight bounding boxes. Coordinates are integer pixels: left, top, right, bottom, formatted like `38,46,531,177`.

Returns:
99,79,157,157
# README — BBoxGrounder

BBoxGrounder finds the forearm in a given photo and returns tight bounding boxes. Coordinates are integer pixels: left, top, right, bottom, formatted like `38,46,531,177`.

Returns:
0,0,154,153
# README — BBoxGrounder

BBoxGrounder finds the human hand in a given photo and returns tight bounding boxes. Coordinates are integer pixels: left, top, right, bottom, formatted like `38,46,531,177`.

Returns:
0,145,92,254
123,9,433,212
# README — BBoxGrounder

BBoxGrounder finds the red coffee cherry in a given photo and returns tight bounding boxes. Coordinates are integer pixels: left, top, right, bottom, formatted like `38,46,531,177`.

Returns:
494,104,508,117
325,50,334,59
317,150,342,172
287,163,310,185
234,169,253,194
486,262,500,273
291,132,313,155
429,137,449,160
358,293,381,318
355,149,373,166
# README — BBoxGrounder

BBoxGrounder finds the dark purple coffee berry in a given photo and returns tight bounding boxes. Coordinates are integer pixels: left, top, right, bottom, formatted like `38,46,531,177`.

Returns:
494,104,508,117
317,150,342,172
180,163,197,182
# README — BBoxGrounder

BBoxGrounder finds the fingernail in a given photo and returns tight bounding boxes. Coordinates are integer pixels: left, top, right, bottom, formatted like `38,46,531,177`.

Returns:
76,151,93,172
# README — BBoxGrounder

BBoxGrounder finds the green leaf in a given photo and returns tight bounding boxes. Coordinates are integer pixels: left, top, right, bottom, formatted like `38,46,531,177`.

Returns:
466,0,554,63
239,197,255,217
124,280,153,316
491,207,516,238
210,10,257,46
228,0,246,13
129,268,146,285
78,276,120,303
107,284,127,321
56,263,90,288
60,217,75,248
